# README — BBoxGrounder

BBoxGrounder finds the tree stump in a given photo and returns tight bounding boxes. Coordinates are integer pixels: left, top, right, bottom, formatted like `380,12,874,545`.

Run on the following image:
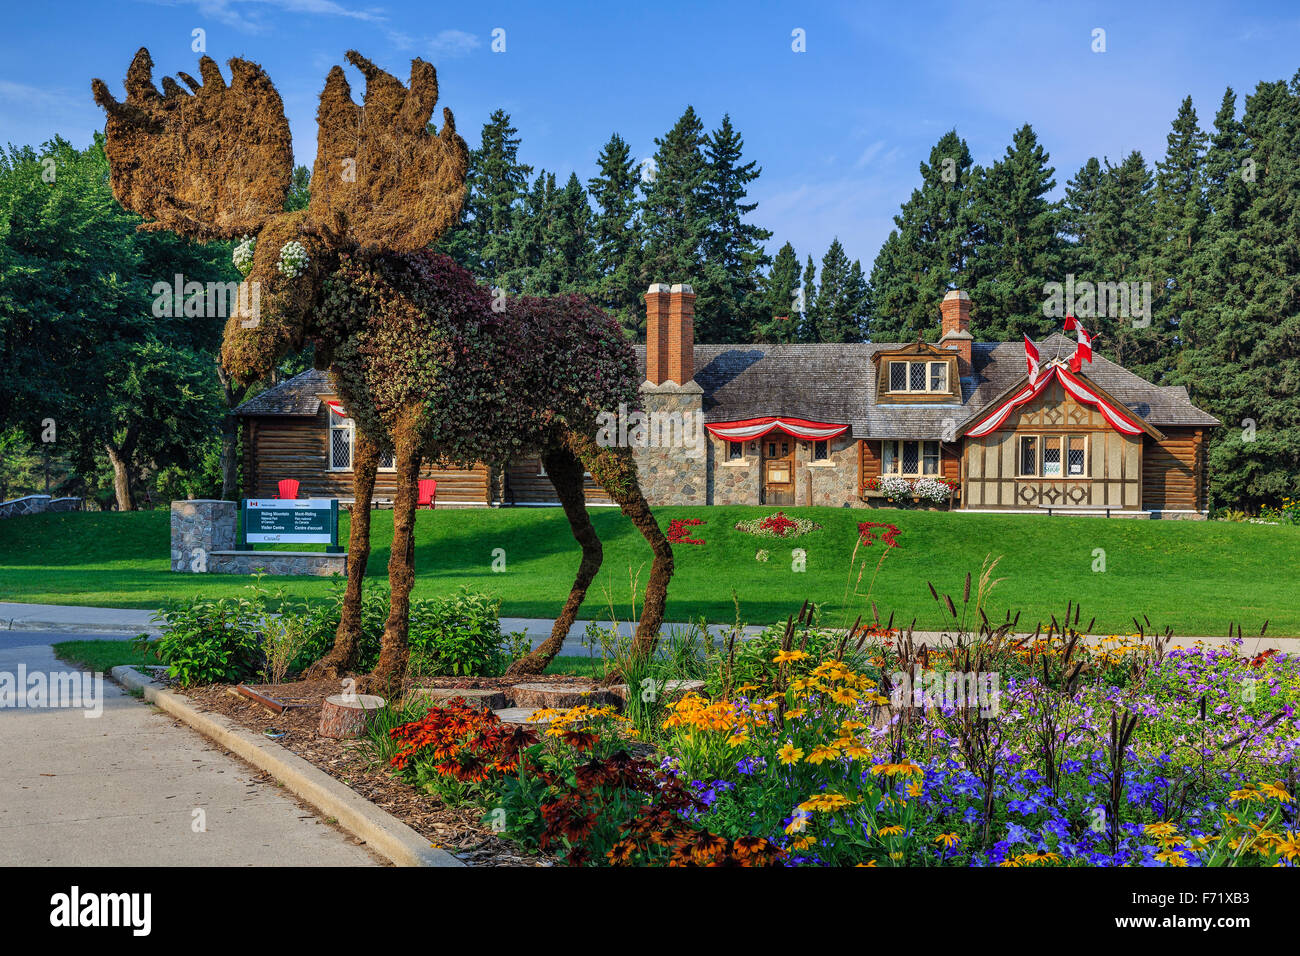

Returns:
509,683,615,710
318,693,385,739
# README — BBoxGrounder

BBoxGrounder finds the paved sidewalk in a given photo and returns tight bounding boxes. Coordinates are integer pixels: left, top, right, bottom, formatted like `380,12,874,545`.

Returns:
4,601,1295,658
0,631,381,866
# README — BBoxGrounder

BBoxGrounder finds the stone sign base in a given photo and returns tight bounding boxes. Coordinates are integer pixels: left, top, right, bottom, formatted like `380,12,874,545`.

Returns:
171,499,346,576
208,550,346,577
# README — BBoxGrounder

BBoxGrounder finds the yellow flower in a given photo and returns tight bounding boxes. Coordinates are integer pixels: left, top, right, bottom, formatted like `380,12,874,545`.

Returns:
785,708,808,720
935,832,961,848
1155,849,1188,867
829,687,859,705
877,825,905,837
1144,821,1179,839
773,649,809,664
1230,786,1264,804
855,860,878,867
1260,781,1294,803
841,743,872,761
798,793,855,813
777,742,804,765
871,761,924,778
889,851,903,861
840,719,867,733
807,745,843,764
788,835,815,851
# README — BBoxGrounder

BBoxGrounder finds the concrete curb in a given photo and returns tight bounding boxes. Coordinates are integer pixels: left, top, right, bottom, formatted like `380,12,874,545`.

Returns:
6,619,162,637
109,666,463,868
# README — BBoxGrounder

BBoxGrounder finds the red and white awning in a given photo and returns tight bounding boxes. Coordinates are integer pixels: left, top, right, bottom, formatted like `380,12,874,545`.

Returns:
965,363,1146,438
705,416,850,441
326,400,348,417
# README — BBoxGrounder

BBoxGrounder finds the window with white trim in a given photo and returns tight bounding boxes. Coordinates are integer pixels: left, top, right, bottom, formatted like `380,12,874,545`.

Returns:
328,414,353,471
1018,434,1087,478
888,360,951,394
328,412,397,473
881,440,940,476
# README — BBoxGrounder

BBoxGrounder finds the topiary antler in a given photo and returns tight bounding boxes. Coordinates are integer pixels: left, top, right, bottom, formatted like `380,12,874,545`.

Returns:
91,48,293,239
309,51,469,253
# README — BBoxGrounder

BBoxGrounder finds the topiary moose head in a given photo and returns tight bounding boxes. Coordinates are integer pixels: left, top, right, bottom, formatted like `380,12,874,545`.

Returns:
92,47,469,384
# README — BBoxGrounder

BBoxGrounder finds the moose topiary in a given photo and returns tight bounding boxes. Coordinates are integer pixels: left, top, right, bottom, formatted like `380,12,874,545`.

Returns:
93,49,673,687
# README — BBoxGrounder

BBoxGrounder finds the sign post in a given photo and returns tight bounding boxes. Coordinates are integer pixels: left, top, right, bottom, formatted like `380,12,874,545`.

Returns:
239,498,340,550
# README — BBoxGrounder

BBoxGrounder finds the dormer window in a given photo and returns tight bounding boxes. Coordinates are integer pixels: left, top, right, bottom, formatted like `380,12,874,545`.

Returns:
888,360,949,394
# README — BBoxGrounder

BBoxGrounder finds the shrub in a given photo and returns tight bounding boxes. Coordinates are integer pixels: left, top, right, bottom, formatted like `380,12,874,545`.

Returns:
408,587,508,676
150,594,266,686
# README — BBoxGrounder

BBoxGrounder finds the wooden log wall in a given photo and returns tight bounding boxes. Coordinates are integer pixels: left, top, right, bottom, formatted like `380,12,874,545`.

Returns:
1141,427,1206,512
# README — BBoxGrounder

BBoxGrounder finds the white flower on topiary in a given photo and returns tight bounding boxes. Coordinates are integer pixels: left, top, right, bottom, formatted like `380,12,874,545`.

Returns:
276,240,309,278
232,235,256,277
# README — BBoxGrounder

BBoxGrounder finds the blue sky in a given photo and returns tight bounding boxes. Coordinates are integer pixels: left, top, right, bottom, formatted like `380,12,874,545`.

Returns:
3,0,1299,271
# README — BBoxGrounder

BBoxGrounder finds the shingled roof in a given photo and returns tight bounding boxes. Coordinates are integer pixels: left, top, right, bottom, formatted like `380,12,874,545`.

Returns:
233,369,330,416
240,337,1219,436
634,332,1218,439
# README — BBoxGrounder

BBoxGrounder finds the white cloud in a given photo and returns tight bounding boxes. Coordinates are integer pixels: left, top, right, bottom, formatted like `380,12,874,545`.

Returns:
153,0,387,35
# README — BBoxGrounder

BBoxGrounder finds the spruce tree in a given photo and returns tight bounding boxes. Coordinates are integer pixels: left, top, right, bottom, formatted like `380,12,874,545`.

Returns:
813,239,863,342
1062,157,1103,277
587,133,644,337
1147,97,1208,383
701,114,771,340
798,254,818,342
753,241,800,342
1087,152,1155,368
440,109,532,284
640,107,712,333
866,130,979,342
969,124,1064,341
1179,81,1300,507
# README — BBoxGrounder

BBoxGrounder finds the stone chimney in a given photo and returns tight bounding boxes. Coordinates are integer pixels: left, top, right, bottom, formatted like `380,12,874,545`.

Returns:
938,289,972,374
645,282,695,385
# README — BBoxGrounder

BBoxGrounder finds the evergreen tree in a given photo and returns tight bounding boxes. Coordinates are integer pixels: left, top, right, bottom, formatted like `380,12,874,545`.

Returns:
968,124,1064,341
283,165,311,212
1178,80,1300,508
640,107,712,331
533,172,594,295
1146,97,1208,382
440,109,532,283
753,241,800,342
1087,152,1156,367
587,133,643,337
701,115,771,340
798,254,818,342
1062,157,1103,276
865,130,979,342
812,238,864,342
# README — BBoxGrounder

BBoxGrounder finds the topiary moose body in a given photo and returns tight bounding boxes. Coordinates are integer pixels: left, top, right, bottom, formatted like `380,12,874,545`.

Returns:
93,49,672,688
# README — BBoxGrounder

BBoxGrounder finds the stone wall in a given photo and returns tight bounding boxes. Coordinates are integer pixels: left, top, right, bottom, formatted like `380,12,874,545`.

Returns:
631,381,708,506
0,495,83,518
709,434,759,504
797,436,862,508
170,500,237,571
209,550,346,576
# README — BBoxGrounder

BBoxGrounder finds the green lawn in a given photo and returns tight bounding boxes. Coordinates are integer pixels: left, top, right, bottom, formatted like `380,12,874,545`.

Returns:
3,506,1298,636
52,639,161,673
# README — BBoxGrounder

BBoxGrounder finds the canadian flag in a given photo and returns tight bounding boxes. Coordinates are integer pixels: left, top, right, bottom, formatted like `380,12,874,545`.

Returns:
1064,315,1093,372
1024,334,1041,386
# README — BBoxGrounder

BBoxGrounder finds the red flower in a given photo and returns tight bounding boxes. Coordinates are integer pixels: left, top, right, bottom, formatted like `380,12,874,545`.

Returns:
665,517,706,545
858,521,901,548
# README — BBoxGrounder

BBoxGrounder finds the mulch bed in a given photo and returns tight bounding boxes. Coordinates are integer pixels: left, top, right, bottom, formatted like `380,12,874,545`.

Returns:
179,675,597,867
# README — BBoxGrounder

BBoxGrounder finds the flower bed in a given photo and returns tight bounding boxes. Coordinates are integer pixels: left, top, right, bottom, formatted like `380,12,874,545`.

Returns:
665,518,706,545
379,602,1300,867
863,475,957,505
858,521,901,548
734,510,822,539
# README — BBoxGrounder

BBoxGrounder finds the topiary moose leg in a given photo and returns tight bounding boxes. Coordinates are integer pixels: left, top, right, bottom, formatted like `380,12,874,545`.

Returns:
505,442,604,676
369,405,423,692
570,432,674,665
306,430,379,679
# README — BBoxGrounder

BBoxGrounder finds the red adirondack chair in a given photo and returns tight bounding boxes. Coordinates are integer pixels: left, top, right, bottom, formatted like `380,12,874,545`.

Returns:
275,479,300,500
418,478,437,510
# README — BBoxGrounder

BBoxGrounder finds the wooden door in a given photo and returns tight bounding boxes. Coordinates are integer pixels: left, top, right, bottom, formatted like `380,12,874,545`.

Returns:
762,432,795,505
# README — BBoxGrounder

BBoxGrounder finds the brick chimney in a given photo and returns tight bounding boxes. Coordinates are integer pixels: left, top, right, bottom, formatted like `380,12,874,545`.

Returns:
938,289,972,374
645,282,695,386
645,283,671,384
